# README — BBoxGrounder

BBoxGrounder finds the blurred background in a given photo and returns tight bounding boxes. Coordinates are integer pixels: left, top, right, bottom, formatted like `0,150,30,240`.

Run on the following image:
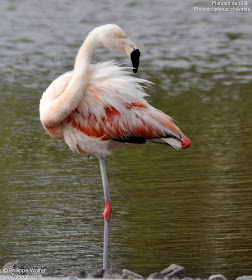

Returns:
0,0,251,278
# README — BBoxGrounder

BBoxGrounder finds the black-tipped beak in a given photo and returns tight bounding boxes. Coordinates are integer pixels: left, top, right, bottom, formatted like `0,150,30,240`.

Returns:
131,49,141,73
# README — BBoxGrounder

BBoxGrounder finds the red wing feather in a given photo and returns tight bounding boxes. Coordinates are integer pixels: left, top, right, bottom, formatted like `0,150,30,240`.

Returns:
66,102,184,142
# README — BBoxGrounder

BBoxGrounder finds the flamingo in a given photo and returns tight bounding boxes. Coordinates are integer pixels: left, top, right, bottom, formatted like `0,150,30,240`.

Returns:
39,24,191,270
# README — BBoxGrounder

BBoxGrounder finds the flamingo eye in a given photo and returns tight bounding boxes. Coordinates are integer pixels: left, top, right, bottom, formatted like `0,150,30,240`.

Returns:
116,33,126,39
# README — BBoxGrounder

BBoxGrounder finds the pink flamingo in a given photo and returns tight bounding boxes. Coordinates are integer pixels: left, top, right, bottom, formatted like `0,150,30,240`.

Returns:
40,24,191,270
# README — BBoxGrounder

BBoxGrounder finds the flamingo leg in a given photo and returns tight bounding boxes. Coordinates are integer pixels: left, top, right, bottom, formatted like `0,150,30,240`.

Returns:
98,157,112,270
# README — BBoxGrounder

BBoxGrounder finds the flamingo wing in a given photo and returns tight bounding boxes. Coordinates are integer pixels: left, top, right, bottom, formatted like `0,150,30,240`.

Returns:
66,101,188,150
65,62,190,150
104,102,184,142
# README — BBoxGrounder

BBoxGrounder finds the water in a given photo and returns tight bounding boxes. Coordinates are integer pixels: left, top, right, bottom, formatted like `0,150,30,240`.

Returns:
0,0,251,278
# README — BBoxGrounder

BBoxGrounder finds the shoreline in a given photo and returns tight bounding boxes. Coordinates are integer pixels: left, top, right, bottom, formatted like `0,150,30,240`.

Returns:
0,261,251,280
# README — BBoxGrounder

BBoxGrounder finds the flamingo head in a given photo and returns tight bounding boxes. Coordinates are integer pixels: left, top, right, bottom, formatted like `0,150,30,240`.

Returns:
92,24,141,73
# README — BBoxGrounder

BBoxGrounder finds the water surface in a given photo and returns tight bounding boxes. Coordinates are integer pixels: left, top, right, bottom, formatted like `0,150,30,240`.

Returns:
0,0,251,279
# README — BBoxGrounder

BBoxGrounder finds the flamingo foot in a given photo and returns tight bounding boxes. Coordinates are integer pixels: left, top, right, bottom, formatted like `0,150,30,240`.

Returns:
103,200,112,222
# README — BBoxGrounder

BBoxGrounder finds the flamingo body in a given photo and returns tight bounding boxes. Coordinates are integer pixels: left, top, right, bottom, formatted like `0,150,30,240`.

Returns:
41,61,190,157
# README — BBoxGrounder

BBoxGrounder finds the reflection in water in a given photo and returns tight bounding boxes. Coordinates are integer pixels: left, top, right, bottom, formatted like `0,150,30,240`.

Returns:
0,0,251,279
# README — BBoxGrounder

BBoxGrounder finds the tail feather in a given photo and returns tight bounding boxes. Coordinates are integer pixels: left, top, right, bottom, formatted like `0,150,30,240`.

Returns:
148,137,191,150
147,137,182,149
161,138,182,150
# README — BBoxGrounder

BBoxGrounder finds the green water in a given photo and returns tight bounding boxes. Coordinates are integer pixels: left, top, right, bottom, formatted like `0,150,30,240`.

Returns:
0,0,251,278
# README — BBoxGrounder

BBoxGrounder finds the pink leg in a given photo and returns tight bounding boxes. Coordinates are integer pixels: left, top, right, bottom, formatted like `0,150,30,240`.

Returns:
99,157,111,270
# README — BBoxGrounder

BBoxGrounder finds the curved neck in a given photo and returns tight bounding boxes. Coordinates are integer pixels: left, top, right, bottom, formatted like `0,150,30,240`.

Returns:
74,33,101,75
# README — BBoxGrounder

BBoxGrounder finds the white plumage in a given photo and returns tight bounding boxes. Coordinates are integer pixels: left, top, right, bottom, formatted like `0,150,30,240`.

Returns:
40,61,187,157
